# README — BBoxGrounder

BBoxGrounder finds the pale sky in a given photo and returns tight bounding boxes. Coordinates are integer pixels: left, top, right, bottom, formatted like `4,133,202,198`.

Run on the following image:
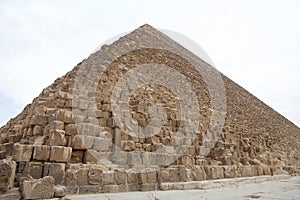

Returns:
0,0,299,127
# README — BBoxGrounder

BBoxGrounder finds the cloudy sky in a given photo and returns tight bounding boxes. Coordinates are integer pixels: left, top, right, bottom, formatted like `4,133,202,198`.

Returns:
0,0,299,127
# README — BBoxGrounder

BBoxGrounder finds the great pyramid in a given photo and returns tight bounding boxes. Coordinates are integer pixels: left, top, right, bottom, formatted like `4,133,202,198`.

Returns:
0,24,299,199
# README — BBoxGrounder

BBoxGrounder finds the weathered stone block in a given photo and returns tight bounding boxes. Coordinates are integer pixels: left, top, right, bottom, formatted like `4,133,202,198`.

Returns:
44,163,65,185
102,171,115,185
205,166,224,180
83,150,98,164
77,168,89,186
64,169,77,188
71,150,84,163
223,166,236,178
33,145,50,161
140,183,157,191
140,170,157,184
49,130,67,146
179,167,192,182
20,176,54,199
54,185,67,197
65,124,77,136
50,120,65,130
50,146,72,162
26,162,43,179
54,110,74,123
30,114,48,126
88,168,103,185
79,185,101,194
72,135,94,150
0,159,16,192
12,144,33,162
102,185,127,193
32,125,43,136
191,166,206,181
93,137,110,151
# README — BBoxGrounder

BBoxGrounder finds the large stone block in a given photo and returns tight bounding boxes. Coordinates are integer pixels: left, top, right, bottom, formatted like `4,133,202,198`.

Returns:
30,114,48,126
49,130,67,146
54,185,67,198
93,137,110,151
50,146,72,162
50,120,65,130
72,135,94,150
64,169,77,188
191,166,206,181
54,110,74,123
25,162,43,179
65,124,77,136
0,159,16,192
88,168,103,185
44,163,65,185
71,150,84,163
20,176,54,199
12,144,33,162
33,145,50,161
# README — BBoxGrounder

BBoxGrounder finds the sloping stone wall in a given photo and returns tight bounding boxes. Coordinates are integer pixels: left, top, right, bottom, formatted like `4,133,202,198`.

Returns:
0,24,299,198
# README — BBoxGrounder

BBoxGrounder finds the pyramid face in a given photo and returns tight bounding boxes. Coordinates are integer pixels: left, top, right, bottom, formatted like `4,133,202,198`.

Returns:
0,24,299,196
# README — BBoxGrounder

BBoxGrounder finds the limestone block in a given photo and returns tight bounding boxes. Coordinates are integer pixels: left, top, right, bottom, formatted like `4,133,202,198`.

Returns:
191,166,206,181
30,114,48,126
168,168,180,182
25,162,43,179
12,144,33,162
127,172,139,184
102,171,115,185
54,185,67,197
88,168,103,185
64,169,77,188
158,169,170,183
79,185,101,194
32,125,43,136
71,151,84,163
102,185,127,193
49,130,67,146
72,135,94,150
93,137,110,151
110,151,128,165
179,167,192,182
65,124,77,136
50,120,65,130
77,168,89,186
44,163,65,185
83,150,98,164
0,159,16,192
223,166,236,178
50,146,72,162
54,110,74,123
205,166,224,180
140,183,157,191
114,171,127,185
33,145,50,161
20,176,54,199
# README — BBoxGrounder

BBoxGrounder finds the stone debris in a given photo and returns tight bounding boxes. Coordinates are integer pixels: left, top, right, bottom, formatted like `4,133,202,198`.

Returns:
0,24,299,199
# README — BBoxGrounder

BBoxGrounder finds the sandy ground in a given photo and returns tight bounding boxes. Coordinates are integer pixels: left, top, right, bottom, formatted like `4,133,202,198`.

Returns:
66,175,300,200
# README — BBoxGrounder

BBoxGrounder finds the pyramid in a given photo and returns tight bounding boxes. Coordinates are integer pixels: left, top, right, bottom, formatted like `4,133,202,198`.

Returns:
0,24,299,198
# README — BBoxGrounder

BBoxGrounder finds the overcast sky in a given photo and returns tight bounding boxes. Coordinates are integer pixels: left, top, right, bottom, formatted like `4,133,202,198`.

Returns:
0,0,299,127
